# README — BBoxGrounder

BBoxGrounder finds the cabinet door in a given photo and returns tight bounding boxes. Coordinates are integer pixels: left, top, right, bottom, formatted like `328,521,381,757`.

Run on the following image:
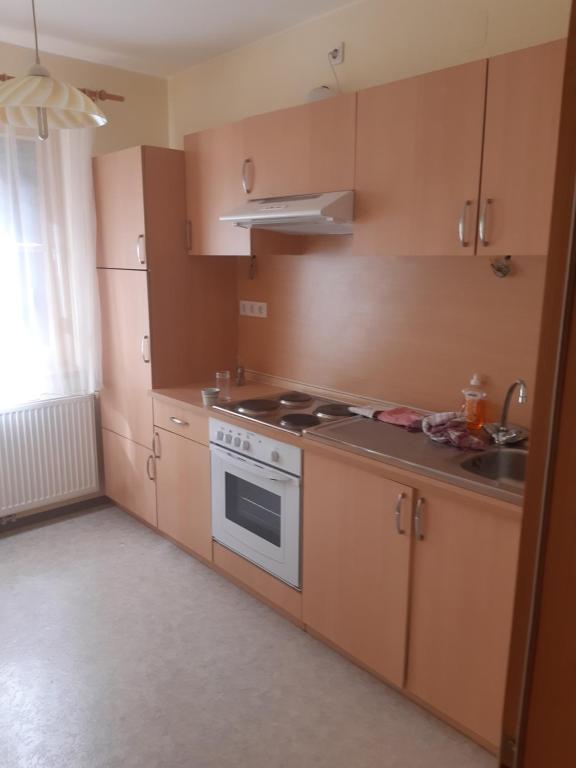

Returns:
102,428,156,526
406,488,521,747
478,40,566,256
184,122,251,256
98,268,153,449
94,147,147,269
354,61,486,256
243,93,356,198
303,451,413,687
155,427,212,562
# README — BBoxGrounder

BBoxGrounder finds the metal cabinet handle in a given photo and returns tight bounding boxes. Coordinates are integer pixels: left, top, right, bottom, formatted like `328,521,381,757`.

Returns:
169,416,189,427
458,200,471,247
242,158,253,194
136,233,146,265
146,454,155,481
414,497,425,540
153,431,161,459
394,492,406,535
141,335,151,364
478,199,492,246
186,220,192,253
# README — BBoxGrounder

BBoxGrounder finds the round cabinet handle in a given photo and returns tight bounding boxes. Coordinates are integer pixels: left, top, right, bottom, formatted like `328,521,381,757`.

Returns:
146,454,155,481
478,199,492,246
169,416,189,427
141,335,151,364
153,431,161,459
394,492,406,535
242,158,254,194
414,497,426,541
136,233,146,265
458,200,471,247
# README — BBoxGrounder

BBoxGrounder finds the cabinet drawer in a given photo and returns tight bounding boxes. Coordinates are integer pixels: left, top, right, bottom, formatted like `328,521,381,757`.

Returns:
153,398,208,445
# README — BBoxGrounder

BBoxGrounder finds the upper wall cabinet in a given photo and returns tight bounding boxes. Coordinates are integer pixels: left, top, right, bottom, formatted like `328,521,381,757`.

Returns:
478,39,566,257
242,93,357,198
94,146,147,269
354,61,487,257
184,121,252,257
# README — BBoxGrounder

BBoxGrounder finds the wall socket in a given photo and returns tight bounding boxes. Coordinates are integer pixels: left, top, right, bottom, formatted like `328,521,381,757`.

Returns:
240,300,268,318
328,42,345,66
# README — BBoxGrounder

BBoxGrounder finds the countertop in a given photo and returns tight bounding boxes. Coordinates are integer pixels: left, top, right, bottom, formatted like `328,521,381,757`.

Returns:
151,384,524,506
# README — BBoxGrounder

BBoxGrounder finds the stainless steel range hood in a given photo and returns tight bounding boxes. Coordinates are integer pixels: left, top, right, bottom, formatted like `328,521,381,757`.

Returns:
219,191,354,235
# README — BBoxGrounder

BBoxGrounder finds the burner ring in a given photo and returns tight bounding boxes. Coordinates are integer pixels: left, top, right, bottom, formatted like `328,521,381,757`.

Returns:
278,391,313,406
313,403,355,419
235,399,280,416
279,413,321,430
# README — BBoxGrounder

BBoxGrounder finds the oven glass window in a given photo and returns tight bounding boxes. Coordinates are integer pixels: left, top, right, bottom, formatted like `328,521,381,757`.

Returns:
225,473,281,547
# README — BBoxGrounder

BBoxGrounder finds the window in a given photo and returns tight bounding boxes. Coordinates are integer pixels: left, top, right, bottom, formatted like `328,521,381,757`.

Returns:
0,128,99,410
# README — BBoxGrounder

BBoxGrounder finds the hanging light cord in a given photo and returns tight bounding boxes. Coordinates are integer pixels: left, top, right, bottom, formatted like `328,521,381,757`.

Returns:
31,0,40,64
328,52,342,93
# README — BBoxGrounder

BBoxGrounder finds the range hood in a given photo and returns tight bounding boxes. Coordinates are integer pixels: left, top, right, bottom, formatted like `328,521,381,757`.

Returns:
219,191,354,235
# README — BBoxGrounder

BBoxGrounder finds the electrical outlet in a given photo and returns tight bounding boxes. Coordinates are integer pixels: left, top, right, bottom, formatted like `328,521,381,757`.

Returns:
240,300,268,318
328,42,345,66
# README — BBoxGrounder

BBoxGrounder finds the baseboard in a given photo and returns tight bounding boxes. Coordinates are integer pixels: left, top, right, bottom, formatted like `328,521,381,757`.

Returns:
0,495,108,535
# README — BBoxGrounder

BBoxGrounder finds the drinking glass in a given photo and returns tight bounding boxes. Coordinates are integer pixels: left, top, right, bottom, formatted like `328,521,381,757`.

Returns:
215,370,231,401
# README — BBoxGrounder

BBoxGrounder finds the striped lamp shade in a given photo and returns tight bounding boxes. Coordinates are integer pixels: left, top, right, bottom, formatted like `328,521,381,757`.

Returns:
0,74,107,131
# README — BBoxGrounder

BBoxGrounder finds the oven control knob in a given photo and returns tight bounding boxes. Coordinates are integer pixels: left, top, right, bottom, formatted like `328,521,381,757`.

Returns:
225,434,233,444
216,430,224,441
242,440,251,451
270,450,280,463
233,436,241,447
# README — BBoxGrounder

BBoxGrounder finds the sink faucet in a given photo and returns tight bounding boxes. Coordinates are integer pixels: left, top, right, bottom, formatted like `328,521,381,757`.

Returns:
486,379,528,445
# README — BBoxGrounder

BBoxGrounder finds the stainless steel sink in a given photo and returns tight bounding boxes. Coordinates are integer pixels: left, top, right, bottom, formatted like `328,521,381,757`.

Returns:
460,448,527,484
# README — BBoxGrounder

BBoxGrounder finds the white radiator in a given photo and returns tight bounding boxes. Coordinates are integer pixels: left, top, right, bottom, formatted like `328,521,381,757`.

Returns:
0,394,100,518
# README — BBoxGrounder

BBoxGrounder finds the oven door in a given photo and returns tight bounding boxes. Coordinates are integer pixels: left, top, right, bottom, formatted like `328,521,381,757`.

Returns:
211,445,301,588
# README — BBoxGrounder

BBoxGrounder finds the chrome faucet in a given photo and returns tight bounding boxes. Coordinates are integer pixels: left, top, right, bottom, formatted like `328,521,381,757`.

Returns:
486,379,529,445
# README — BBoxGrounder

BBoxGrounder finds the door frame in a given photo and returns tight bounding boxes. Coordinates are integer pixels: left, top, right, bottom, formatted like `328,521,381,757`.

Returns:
500,3,576,766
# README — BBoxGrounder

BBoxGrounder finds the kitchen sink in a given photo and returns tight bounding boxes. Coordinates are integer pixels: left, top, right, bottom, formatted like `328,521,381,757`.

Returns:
460,448,527,484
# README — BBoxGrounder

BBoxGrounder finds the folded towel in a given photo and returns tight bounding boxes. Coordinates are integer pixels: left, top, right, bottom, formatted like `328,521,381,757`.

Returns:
375,407,423,430
422,411,486,451
349,405,423,430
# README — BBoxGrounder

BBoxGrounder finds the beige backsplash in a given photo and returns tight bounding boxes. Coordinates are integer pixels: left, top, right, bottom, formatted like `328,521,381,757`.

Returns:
236,237,546,427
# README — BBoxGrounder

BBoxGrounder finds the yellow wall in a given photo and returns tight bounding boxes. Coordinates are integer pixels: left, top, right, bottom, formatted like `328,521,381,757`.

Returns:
168,0,571,145
0,41,169,155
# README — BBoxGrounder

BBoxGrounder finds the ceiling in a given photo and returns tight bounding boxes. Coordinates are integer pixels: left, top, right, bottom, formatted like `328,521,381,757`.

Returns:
0,0,357,77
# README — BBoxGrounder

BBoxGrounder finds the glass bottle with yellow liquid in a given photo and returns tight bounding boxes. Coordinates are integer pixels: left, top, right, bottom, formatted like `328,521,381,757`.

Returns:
462,373,487,431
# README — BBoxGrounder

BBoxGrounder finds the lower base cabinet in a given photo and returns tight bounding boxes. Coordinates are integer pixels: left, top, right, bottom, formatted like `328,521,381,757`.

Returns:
102,428,157,527
154,426,212,562
406,487,521,747
302,447,521,749
303,450,414,687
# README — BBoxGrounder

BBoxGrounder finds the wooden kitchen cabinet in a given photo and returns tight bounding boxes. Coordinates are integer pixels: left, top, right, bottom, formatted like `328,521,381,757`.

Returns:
154,427,212,562
184,121,251,256
406,486,521,747
98,268,153,449
94,146,147,269
303,450,414,687
354,60,486,256
96,144,237,460
478,39,566,256
102,428,157,527
243,93,357,198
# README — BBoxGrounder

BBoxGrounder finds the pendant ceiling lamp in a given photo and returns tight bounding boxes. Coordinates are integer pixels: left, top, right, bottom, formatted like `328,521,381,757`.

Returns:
0,0,107,141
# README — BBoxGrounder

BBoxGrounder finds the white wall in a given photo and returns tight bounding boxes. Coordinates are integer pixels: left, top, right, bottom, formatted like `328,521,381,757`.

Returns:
0,40,169,155
168,0,571,145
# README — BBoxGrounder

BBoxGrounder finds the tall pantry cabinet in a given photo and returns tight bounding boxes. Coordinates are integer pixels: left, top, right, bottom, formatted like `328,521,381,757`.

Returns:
94,145,237,526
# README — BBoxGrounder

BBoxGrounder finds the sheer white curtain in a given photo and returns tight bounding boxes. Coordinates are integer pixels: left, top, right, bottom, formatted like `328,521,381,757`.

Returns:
0,127,100,409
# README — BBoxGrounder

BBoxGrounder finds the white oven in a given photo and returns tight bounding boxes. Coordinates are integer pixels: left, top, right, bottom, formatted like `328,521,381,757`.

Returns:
210,418,302,588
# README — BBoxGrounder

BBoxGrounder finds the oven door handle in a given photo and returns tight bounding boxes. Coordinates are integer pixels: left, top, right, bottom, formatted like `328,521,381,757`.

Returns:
211,445,300,484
